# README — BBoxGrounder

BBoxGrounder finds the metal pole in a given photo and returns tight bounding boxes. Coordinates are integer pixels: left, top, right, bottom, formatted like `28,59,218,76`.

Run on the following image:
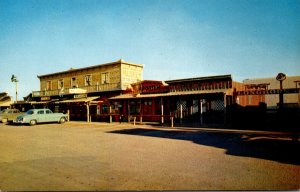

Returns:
279,80,284,110
16,81,18,103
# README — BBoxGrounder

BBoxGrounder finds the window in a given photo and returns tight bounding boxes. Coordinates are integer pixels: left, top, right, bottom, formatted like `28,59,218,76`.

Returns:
71,77,77,88
46,110,52,114
46,81,52,90
58,79,64,89
26,110,34,115
85,75,92,86
101,73,109,84
38,110,44,114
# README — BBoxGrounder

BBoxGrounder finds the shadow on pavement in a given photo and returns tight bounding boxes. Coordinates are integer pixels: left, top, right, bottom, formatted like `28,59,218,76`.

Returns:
108,128,300,165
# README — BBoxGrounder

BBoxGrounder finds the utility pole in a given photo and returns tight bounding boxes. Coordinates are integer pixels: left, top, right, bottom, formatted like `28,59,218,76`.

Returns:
11,74,18,103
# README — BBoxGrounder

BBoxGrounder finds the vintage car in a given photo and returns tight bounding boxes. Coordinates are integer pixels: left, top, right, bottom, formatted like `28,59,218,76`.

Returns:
14,108,68,126
0,108,24,123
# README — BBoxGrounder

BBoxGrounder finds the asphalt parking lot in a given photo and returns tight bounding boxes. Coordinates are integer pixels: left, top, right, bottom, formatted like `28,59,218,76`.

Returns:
0,121,299,191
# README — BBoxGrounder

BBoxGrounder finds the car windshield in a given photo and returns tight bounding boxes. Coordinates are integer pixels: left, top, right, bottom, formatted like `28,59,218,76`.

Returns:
25,110,34,115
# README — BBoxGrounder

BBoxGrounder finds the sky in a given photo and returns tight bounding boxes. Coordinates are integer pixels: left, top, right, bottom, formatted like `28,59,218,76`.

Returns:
1,0,299,100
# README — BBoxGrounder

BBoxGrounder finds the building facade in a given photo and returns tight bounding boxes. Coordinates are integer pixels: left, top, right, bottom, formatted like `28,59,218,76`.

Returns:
236,76,300,109
14,59,144,121
11,59,299,126
0,92,13,110
32,59,143,100
110,75,237,125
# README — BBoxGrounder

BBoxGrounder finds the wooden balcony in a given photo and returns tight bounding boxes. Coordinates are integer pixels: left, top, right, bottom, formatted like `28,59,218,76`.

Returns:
32,83,121,97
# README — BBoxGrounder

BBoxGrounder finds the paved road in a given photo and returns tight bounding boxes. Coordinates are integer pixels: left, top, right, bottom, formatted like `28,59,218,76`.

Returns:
0,121,299,190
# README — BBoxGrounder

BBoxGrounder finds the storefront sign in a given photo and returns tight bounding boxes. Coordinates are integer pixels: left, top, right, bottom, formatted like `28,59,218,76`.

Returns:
235,88,299,95
69,88,87,94
74,94,87,99
41,96,50,101
133,81,169,94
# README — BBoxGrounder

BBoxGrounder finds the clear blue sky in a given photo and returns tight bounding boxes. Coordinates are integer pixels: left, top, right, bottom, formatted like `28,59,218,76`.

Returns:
1,0,299,100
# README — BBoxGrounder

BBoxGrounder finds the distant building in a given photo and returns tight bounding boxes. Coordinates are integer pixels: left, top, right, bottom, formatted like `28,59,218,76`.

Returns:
0,92,13,110
237,76,300,109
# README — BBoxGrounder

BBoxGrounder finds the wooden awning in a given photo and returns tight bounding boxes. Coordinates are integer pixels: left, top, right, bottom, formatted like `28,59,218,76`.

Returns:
54,96,100,104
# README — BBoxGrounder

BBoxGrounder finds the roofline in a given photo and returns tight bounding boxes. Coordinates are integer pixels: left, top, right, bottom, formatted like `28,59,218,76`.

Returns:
37,59,144,78
243,75,300,82
165,74,232,84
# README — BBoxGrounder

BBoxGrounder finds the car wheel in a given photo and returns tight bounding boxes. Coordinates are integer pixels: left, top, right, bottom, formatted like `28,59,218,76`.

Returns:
29,120,37,126
2,118,8,124
59,117,66,124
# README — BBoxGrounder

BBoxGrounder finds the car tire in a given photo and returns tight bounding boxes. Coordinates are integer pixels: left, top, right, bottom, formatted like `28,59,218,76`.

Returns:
29,120,37,126
2,118,8,124
59,117,66,124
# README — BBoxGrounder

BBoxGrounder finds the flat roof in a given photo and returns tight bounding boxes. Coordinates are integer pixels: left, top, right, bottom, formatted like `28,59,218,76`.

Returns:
38,59,144,78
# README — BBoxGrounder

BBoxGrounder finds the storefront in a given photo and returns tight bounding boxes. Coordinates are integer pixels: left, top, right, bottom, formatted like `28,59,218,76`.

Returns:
109,75,234,125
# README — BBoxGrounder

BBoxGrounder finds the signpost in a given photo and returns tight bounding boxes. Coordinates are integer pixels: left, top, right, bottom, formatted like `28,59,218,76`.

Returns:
276,73,286,110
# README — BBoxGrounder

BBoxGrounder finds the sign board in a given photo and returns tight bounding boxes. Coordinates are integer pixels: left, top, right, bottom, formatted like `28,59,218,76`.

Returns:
41,96,50,101
69,88,87,94
235,88,299,96
74,94,87,99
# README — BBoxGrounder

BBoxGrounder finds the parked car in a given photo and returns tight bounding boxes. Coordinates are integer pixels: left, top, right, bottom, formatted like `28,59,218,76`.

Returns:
14,108,68,126
0,109,24,123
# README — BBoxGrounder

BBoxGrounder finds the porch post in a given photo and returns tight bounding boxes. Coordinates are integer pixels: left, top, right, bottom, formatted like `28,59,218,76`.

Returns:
224,93,227,126
200,99,203,125
86,102,90,123
161,97,164,124
67,110,70,122
109,105,112,123
128,100,130,123
180,98,183,124
140,99,142,124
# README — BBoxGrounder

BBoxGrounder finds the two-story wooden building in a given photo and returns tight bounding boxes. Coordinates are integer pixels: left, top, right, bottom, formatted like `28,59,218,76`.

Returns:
15,59,144,121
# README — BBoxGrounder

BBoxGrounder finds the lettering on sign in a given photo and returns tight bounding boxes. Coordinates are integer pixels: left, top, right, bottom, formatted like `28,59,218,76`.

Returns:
235,88,300,95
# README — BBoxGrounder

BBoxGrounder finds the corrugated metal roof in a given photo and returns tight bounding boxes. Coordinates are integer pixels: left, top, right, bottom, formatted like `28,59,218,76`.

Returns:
109,89,228,100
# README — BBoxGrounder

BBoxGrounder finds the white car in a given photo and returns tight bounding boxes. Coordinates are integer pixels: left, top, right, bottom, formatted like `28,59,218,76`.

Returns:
14,108,68,126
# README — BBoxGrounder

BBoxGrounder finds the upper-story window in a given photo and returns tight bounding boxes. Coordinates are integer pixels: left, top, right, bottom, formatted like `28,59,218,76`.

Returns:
58,79,64,89
71,77,78,88
101,72,109,84
85,75,92,86
46,81,52,90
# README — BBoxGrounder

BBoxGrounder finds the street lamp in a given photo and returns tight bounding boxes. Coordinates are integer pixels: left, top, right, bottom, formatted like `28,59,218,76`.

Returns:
11,74,18,103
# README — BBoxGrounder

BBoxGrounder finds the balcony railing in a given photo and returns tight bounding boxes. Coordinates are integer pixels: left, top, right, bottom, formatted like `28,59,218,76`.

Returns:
32,83,121,97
